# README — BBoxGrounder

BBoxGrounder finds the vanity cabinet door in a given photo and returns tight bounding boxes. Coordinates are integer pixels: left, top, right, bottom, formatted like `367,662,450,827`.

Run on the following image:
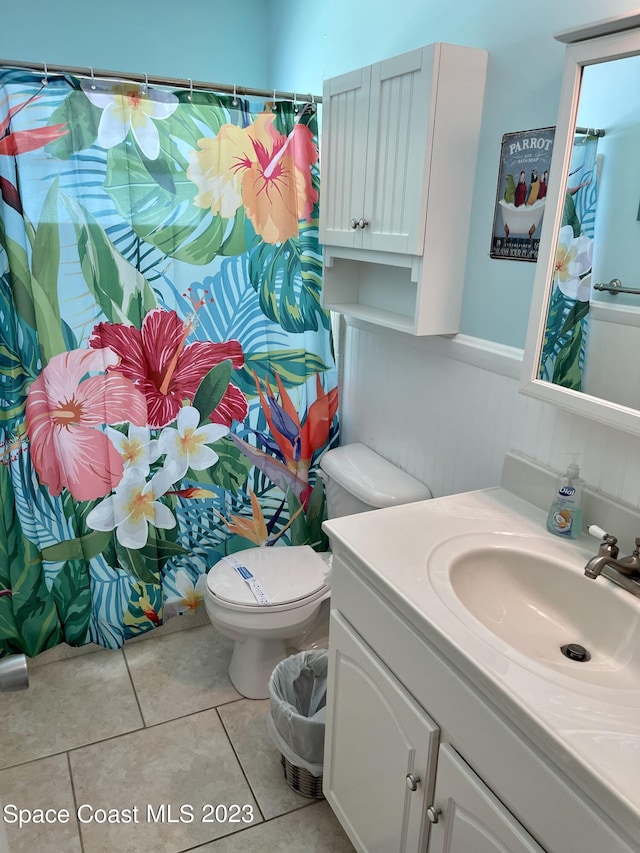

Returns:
427,745,545,853
324,612,439,853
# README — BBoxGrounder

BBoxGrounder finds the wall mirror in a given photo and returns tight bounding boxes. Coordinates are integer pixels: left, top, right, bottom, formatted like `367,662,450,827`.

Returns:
520,12,640,435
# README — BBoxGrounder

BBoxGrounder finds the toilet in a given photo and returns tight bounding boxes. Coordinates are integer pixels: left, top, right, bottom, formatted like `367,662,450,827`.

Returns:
204,443,432,699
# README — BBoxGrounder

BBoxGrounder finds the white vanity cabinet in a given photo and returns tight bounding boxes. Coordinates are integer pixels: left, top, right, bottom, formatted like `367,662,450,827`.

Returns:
326,611,543,853
319,43,487,335
323,546,638,853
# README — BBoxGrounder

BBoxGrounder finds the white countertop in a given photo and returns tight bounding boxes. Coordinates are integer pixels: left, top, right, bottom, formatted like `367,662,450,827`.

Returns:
324,486,640,848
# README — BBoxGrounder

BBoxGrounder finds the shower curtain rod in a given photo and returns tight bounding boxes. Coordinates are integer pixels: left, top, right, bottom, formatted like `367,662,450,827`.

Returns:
575,125,605,137
0,59,323,104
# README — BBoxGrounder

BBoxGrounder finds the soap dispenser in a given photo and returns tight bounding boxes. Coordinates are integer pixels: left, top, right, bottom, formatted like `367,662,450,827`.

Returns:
546,455,584,539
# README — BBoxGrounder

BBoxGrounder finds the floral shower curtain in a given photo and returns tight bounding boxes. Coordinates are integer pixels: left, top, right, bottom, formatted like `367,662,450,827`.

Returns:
538,134,600,389
0,69,338,657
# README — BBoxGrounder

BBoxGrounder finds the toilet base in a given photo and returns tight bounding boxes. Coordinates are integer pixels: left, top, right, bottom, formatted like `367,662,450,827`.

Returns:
228,636,288,699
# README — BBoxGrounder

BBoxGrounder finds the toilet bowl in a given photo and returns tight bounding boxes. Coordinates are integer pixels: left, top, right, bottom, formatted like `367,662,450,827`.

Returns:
205,443,432,699
204,545,331,699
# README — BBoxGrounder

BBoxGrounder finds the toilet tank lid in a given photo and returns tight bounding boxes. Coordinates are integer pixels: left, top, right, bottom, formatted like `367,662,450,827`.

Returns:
319,443,432,508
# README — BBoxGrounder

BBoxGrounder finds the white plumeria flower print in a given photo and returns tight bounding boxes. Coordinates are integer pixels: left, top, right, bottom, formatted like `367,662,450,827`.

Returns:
158,406,229,480
82,80,179,160
164,569,207,618
554,225,593,302
86,464,177,550
105,424,160,476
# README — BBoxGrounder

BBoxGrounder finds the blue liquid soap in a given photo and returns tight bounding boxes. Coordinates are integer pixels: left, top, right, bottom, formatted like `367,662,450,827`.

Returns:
546,458,584,539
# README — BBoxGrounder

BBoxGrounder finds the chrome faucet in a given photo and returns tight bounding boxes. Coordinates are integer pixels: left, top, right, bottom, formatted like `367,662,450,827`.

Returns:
584,525,640,597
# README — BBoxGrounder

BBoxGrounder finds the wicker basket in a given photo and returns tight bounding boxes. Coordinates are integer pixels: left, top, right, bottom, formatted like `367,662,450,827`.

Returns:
281,755,324,799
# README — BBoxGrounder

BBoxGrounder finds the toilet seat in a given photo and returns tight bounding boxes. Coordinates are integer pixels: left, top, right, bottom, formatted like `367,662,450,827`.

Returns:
207,545,329,611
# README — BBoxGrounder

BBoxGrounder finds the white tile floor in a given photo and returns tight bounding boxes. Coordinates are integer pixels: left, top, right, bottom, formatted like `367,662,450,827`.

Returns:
0,621,355,852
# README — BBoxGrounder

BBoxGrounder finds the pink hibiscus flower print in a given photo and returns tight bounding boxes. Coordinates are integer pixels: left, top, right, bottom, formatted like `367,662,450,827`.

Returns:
25,347,148,501
89,308,248,429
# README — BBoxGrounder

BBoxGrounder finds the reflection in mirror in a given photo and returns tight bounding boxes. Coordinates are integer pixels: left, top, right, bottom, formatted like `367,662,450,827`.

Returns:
539,54,640,409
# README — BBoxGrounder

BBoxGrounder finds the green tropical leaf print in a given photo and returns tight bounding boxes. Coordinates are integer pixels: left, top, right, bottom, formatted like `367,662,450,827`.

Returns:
552,322,583,390
103,142,235,264
237,350,330,397
0,219,37,331
247,220,328,333
40,530,113,563
30,178,67,364
192,360,232,425
60,192,157,327
186,436,253,495
0,463,63,657
45,89,102,159
49,559,92,645
115,542,161,586
285,478,328,551
140,536,189,570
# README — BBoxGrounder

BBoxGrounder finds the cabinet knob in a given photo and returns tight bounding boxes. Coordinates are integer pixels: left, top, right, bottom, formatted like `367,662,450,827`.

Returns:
426,806,442,824
350,218,359,230
358,218,369,229
405,773,420,791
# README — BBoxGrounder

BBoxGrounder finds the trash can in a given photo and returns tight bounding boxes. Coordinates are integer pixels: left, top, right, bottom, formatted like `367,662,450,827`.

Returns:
266,649,328,799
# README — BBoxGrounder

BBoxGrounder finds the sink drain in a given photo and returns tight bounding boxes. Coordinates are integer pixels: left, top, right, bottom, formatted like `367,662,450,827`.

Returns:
560,643,591,662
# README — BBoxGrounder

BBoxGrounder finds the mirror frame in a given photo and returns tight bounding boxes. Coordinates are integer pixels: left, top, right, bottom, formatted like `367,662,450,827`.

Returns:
520,15,640,436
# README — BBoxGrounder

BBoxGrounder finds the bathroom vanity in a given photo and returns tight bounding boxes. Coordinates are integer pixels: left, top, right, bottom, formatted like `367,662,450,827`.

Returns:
322,488,640,853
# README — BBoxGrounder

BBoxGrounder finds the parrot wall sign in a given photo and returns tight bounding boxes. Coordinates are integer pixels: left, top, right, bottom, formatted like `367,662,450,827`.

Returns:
490,126,556,262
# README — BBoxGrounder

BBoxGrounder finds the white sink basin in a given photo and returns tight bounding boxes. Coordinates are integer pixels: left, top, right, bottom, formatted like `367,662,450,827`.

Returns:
427,532,640,690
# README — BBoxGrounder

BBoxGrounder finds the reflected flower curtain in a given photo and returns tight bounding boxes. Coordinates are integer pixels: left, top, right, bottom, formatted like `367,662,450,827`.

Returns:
0,69,338,656
538,135,600,389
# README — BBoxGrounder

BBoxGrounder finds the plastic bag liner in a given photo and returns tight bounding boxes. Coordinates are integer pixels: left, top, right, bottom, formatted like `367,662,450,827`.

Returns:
267,650,328,777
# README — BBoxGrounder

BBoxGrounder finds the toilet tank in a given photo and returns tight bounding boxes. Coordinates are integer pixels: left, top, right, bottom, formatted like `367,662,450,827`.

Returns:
318,443,432,519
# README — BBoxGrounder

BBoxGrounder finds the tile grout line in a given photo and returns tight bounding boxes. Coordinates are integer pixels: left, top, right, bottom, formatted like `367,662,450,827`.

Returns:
0,698,252,773
66,751,87,853
121,648,147,728
177,800,326,852
215,707,266,824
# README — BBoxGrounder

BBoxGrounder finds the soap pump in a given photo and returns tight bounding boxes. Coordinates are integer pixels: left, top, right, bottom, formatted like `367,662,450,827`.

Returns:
546,454,584,539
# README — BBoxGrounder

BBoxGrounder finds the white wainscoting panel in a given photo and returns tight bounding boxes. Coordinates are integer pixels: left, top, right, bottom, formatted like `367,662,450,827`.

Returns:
338,320,521,497
509,392,640,510
338,317,640,512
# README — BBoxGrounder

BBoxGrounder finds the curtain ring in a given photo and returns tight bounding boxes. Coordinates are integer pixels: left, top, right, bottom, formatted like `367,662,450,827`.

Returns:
232,83,238,107
272,88,277,112
187,78,193,102
141,72,149,96
89,67,96,91
311,92,316,112
42,61,48,86
293,93,299,114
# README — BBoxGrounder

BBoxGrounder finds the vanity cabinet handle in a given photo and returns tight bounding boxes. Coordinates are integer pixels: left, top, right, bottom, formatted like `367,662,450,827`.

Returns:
426,806,442,824
350,218,359,229
358,217,369,229
405,773,421,791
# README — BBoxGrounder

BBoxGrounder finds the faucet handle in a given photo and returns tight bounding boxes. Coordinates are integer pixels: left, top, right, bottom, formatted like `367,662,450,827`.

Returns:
588,524,619,558
588,524,614,542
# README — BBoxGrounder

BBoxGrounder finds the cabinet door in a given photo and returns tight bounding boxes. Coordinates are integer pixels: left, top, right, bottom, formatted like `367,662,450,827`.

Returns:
361,46,434,254
325,612,439,853
319,66,371,249
427,746,545,853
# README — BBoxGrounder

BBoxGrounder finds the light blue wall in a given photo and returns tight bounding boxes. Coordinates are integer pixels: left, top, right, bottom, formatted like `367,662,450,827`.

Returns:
0,0,271,86
4,0,640,346
270,0,639,347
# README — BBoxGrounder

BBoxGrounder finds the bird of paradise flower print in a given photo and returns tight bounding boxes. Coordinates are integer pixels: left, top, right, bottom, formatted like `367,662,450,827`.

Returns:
0,68,337,658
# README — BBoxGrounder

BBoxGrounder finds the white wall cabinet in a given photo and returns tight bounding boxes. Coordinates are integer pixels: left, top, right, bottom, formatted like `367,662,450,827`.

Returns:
323,550,637,853
319,43,487,335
